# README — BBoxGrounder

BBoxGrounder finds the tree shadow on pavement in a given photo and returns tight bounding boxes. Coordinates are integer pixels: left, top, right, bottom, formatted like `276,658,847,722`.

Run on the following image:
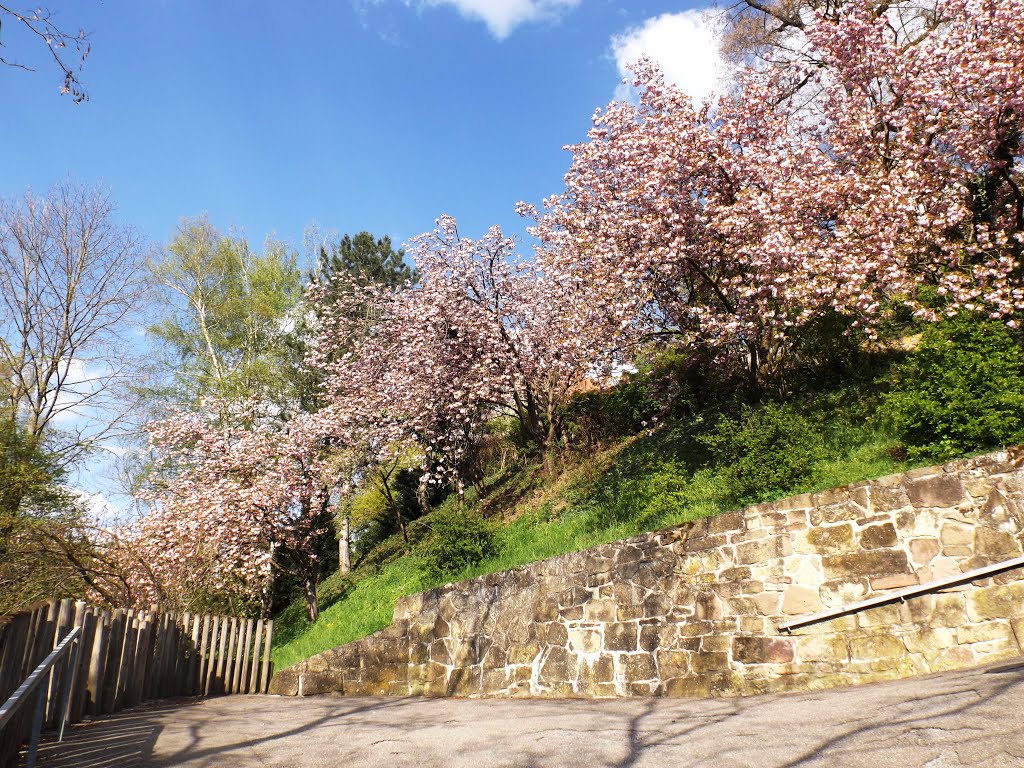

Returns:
20,700,185,768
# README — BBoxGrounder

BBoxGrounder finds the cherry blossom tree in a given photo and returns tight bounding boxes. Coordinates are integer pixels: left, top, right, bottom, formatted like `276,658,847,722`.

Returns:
120,402,335,621
313,216,609,494
528,0,1024,392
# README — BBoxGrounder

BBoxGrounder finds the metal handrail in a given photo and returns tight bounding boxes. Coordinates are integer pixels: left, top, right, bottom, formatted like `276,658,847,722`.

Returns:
0,625,81,768
778,554,1024,632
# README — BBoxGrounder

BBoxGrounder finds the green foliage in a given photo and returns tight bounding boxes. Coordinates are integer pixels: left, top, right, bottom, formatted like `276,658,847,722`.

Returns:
564,374,658,446
699,403,828,504
271,353,927,669
147,215,303,405
882,315,1024,461
314,231,416,290
0,420,71,522
418,507,497,581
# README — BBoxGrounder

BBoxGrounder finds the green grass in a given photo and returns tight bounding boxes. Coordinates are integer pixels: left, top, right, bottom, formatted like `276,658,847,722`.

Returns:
271,393,922,670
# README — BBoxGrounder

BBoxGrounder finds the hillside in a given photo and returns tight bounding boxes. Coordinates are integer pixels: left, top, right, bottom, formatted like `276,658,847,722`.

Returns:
270,313,1024,670
270,362,909,668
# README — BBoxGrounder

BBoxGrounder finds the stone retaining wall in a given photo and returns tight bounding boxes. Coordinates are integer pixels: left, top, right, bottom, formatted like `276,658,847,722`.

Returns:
269,449,1024,698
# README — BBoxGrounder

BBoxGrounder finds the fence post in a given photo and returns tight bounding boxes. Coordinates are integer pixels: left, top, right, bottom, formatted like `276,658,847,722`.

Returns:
261,621,273,694
249,619,264,694
86,608,109,716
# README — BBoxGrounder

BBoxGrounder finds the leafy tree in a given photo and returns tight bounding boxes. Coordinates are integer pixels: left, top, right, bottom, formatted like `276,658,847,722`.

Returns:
147,216,303,408
699,403,827,504
314,231,415,291
528,0,1024,393
883,316,1024,461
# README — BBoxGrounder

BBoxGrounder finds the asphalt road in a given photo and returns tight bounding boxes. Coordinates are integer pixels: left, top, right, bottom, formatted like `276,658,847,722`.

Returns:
26,659,1024,767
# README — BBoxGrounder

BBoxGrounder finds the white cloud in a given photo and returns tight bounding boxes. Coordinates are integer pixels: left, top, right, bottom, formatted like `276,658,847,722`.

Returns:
426,0,579,38
357,0,580,39
611,10,731,104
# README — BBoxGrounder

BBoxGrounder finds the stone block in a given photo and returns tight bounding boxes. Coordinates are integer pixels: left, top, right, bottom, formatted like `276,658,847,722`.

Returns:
708,511,746,534
967,581,1024,621
480,644,506,668
735,536,789,564
606,622,639,652
690,651,731,673
589,654,615,684
782,585,823,615
663,676,712,698
850,634,905,660
750,591,782,615
732,636,793,664
393,593,424,621
540,646,571,682
908,475,965,508
534,596,559,622
859,523,897,549
410,643,429,665
545,622,568,647
928,645,975,672
799,524,855,555
909,538,941,565
621,653,657,681
430,640,451,665
975,527,1021,559
855,603,901,628
584,599,617,623
738,616,767,633
930,556,964,581
700,635,731,653
940,521,973,547
656,650,691,677
695,592,724,621
822,549,911,579
870,572,919,590
931,593,968,626
819,578,868,608
507,642,540,665
902,627,955,653
567,628,602,655
958,620,1012,644
795,634,848,662
643,593,673,619
639,624,660,652
724,561,757,581
869,483,910,512
267,668,300,696
942,545,972,558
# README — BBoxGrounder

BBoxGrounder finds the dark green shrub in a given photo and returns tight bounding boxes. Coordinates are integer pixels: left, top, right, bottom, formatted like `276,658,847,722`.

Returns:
419,507,497,581
699,403,827,504
563,374,658,447
881,315,1024,461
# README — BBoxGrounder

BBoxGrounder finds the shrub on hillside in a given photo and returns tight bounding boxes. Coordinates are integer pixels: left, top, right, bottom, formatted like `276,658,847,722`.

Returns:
882,315,1024,462
419,507,497,582
700,403,827,505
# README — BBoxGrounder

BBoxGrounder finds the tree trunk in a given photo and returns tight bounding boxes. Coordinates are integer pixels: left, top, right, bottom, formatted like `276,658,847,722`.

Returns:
417,474,430,517
304,570,319,623
338,515,351,576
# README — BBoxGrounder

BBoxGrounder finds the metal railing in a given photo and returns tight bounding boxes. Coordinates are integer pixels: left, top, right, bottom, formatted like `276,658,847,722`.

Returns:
0,626,80,768
778,554,1024,632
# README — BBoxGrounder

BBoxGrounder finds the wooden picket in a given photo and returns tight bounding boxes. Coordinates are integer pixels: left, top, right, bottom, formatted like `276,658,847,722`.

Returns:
0,599,274,768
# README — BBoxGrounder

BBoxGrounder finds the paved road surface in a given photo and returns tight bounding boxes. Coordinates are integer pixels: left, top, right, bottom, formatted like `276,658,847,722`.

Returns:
26,659,1024,767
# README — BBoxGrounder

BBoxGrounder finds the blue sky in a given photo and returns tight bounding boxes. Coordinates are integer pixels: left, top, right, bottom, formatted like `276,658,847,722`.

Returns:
2,0,722,250
1,0,725,511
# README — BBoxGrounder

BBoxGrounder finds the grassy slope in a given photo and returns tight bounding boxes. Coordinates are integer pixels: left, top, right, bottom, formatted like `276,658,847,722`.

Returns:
272,384,917,670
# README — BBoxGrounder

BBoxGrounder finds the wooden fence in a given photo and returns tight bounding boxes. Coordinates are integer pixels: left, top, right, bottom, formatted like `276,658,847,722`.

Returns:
0,599,273,768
